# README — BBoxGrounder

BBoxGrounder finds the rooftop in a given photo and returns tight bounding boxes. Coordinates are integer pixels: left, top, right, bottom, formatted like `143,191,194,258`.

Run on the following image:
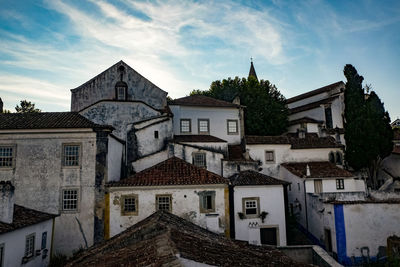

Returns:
173,135,227,143
107,157,228,187
226,144,255,162
168,95,240,108
289,117,324,126
286,81,344,104
289,96,338,114
0,112,112,130
282,161,354,178
66,211,310,267
230,170,289,186
0,205,58,235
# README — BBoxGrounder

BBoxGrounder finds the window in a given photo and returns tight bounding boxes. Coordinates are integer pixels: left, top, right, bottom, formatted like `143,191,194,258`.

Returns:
0,146,14,168
0,243,4,267
25,233,35,258
121,195,138,216
63,144,80,167
298,183,300,191
288,184,291,191
265,150,275,163
154,131,159,139
198,119,209,134
117,86,126,100
62,189,78,211
193,152,206,168
314,179,323,194
325,106,333,129
227,120,238,134
336,152,343,165
329,152,335,163
156,195,172,212
199,191,215,213
336,179,345,190
242,197,260,216
41,232,47,250
180,119,191,133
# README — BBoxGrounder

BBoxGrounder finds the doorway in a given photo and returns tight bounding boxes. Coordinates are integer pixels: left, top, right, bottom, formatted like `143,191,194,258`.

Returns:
260,228,278,245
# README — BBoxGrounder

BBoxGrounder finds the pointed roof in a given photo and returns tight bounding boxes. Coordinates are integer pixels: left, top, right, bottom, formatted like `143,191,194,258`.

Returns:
230,170,289,186
168,95,240,108
248,60,258,80
281,162,354,178
65,211,309,266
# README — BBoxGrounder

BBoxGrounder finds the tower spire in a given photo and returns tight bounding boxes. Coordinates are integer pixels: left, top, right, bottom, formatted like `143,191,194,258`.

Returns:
248,58,258,80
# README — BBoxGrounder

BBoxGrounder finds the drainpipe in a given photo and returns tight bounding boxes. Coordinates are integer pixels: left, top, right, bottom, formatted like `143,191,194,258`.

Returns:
303,180,309,231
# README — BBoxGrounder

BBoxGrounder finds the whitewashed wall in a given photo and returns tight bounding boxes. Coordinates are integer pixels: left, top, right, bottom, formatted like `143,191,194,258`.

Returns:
109,185,227,237
305,178,365,194
233,185,287,246
288,91,331,109
108,136,123,182
0,219,53,267
288,123,320,134
131,150,169,173
170,105,242,144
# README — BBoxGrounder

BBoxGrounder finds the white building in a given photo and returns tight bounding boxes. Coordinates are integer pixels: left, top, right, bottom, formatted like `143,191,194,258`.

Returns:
107,157,229,238
229,170,288,246
0,181,57,267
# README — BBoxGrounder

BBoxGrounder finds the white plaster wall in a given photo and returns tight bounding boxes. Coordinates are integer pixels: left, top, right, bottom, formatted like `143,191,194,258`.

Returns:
330,97,344,129
108,136,123,182
135,118,173,157
173,143,224,176
0,131,97,255
305,179,365,194
0,219,53,267
170,105,242,144
287,123,320,134
343,203,400,258
233,185,287,246
109,185,227,237
131,150,169,173
289,106,326,122
177,141,228,154
288,92,331,109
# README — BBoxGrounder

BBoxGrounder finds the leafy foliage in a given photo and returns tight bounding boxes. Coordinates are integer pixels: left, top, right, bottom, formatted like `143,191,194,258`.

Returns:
15,100,41,113
343,64,393,188
190,76,288,135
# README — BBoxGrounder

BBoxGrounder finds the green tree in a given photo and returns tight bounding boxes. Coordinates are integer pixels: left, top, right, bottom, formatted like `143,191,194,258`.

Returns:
343,64,393,189
191,76,288,135
15,100,41,113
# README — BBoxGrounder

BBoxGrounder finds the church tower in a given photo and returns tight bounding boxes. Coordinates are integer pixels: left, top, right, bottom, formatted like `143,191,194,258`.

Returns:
248,59,258,80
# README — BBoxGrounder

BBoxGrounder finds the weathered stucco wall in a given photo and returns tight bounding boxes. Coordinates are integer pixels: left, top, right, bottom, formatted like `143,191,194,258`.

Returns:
233,185,287,246
71,61,167,112
0,131,98,255
305,178,365,194
170,105,242,144
131,150,169,173
222,161,258,178
0,218,53,267
107,136,123,182
108,185,227,237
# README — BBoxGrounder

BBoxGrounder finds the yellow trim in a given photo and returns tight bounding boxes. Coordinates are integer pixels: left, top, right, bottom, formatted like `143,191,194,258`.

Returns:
104,192,110,239
224,187,230,237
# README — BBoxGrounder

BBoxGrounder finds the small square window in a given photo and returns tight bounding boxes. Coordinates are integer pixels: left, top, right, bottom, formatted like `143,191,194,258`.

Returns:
265,150,275,163
198,119,209,134
41,232,47,250
156,195,171,212
180,119,191,133
0,146,14,168
154,131,159,139
62,189,78,211
227,120,238,134
63,144,80,167
242,197,260,217
121,195,138,216
25,233,35,258
193,152,206,168
336,179,345,190
199,191,215,213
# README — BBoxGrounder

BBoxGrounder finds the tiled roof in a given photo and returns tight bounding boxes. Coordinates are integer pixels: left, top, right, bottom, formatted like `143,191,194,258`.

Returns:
325,199,400,205
173,135,227,143
168,95,240,108
289,117,324,126
281,162,354,178
286,81,344,104
246,134,342,149
0,112,112,130
0,205,58,235
226,145,255,162
107,157,228,187
230,170,289,186
289,96,338,114
66,211,310,267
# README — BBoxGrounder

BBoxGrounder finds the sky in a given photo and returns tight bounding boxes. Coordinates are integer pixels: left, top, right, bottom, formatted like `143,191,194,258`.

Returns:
0,0,399,119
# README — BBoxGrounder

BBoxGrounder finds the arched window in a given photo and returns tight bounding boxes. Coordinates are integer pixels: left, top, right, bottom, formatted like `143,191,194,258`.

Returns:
336,152,343,165
115,81,128,100
329,152,335,163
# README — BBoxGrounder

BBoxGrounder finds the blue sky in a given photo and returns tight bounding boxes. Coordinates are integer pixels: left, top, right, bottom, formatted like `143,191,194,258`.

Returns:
0,0,399,119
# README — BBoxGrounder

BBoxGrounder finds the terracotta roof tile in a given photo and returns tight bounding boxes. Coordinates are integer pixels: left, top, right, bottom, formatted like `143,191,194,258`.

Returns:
66,211,311,267
245,135,291,145
168,95,240,108
173,135,227,143
107,157,228,187
289,117,324,126
286,81,344,104
0,205,58,235
230,170,289,186
282,162,354,178
0,112,112,130
246,134,342,149
227,144,247,161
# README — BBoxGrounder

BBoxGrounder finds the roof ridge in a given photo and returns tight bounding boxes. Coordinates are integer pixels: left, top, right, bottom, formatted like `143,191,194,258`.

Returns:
287,81,344,104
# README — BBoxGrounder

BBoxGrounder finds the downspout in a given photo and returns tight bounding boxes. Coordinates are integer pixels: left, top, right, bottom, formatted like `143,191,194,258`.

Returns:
303,180,309,231
283,184,289,244
50,217,56,260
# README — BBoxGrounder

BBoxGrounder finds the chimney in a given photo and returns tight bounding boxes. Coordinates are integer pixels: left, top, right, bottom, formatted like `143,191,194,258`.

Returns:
232,96,241,105
306,164,311,177
0,181,15,224
244,149,250,160
0,97,3,113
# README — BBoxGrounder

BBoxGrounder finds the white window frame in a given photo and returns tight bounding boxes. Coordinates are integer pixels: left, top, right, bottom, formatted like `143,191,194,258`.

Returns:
227,120,239,135
121,195,138,216
180,119,191,133
0,145,15,169
336,179,345,190
61,188,79,212
116,86,126,100
62,144,81,167
198,119,210,134
156,194,172,212
242,197,260,217
199,191,215,213
193,152,206,168
25,233,35,258
265,150,275,163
